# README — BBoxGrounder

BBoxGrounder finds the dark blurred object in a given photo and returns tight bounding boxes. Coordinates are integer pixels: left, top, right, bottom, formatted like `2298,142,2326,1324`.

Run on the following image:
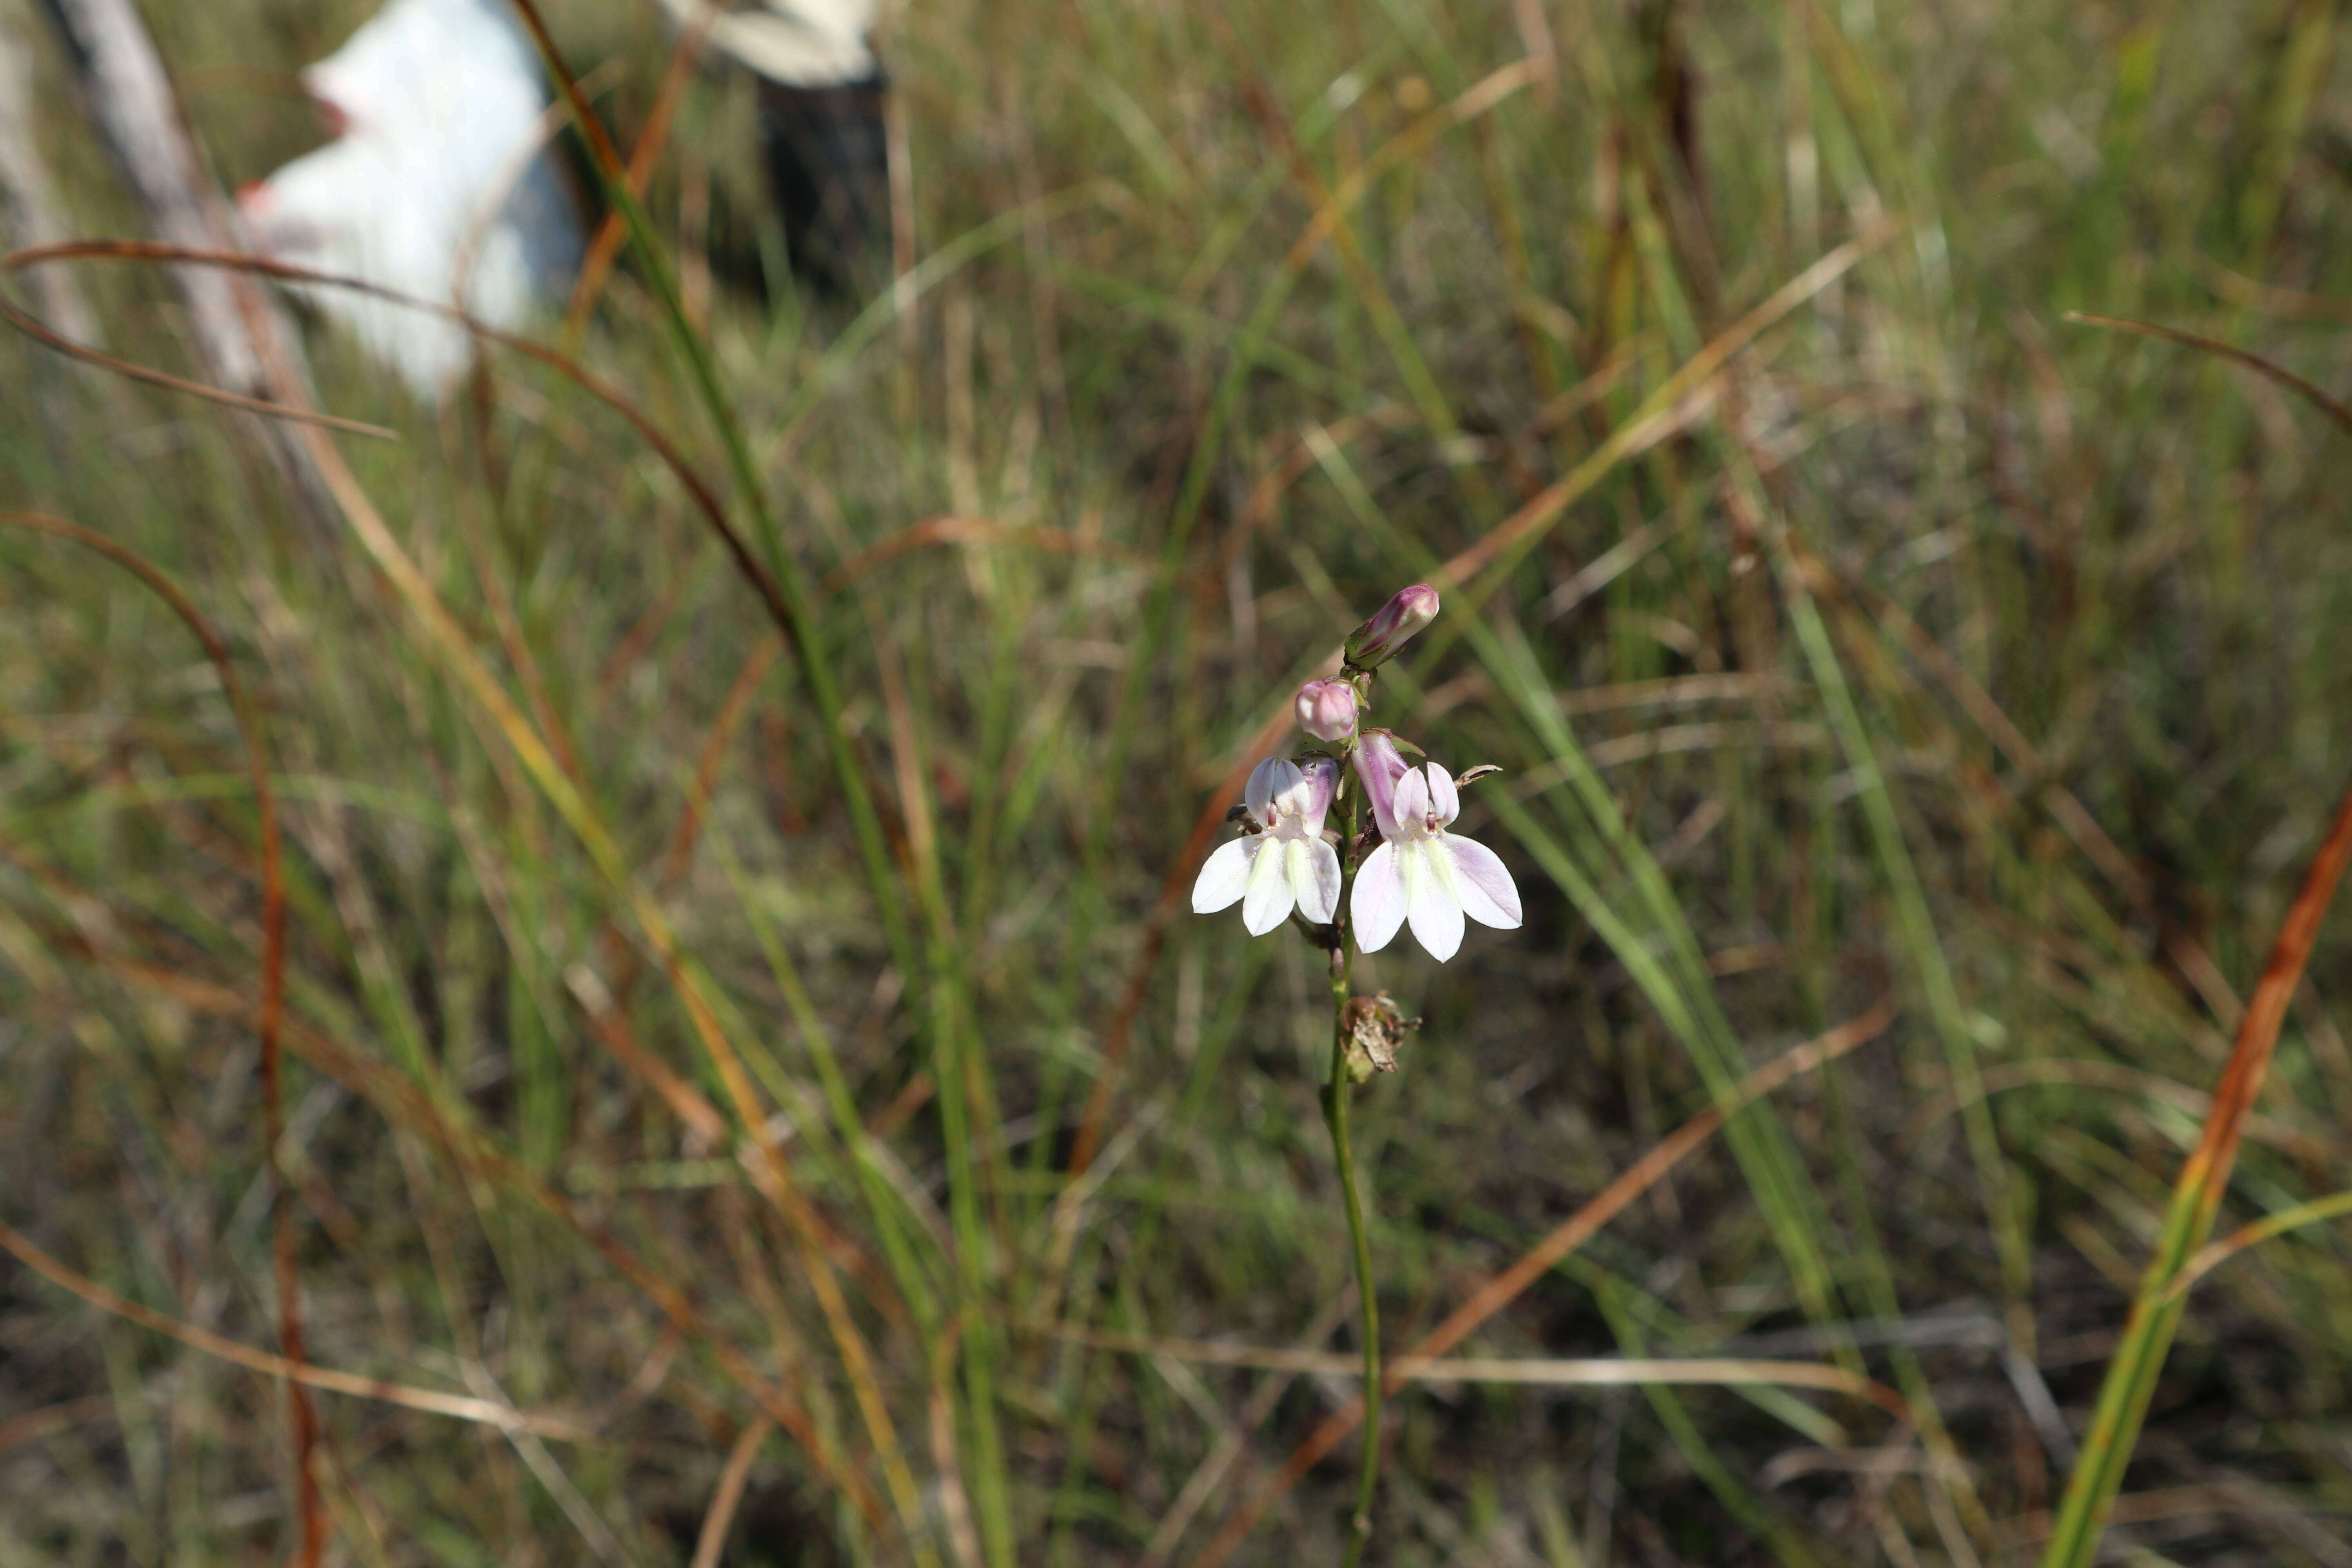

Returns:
657,0,889,294
756,74,887,290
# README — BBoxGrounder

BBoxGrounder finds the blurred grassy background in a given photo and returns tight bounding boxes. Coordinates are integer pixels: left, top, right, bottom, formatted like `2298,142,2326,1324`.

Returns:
6,0,2352,1563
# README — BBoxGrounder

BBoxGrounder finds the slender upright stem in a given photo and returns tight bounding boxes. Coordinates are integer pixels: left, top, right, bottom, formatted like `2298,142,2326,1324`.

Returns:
1321,786,1381,1564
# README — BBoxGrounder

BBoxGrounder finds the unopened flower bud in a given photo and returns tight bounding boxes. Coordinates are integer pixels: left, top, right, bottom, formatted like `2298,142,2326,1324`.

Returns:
1294,679,1359,743
1345,584,1440,668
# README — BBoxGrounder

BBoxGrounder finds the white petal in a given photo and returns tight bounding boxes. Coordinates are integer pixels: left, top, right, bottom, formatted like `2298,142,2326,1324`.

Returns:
1192,837,1258,913
1423,761,1459,826
1273,836,1317,924
1444,834,1522,929
1402,838,1465,961
1245,757,1299,828
1351,841,1406,952
1296,757,1339,834
1241,829,1297,935
1297,837,1342,924
1393,766,1431,833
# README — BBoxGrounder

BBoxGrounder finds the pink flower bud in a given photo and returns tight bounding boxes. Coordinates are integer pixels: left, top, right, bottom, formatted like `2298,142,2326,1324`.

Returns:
1352,730,1408,840
1294,679,1359,743
1345,584,1440,668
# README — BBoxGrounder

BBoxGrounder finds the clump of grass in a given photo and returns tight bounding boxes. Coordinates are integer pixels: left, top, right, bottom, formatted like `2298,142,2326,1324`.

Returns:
6,0,2352,1564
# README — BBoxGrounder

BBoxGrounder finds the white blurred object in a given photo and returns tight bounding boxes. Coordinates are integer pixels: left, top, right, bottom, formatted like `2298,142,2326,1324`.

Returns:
238,0,582,396
652,0,878,87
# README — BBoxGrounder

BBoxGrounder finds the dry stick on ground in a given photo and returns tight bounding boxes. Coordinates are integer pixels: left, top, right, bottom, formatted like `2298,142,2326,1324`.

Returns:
0,511,319,1568
1183,1000,1895,1568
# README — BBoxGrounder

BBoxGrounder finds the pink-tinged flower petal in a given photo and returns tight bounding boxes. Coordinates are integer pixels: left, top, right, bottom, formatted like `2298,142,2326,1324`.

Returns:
1392,765,1431,833
1353,732,1406,839
1240,831,1297,935
1245,757,1298,828
1423,761,1459,827
1294,757,1339,833
1401,839,1465,961
1351,841,1406,952
1299,837,1342,924
1445,835,1521,929
1250,757,1299,826
1192,836,1259,913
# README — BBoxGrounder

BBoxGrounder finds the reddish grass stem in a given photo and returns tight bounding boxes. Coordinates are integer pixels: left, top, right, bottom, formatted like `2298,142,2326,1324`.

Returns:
0,512,318,1565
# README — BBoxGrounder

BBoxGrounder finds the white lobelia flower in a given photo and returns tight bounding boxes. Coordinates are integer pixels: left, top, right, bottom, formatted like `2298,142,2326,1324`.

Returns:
1351,760,1522,961
1193,757,1344,935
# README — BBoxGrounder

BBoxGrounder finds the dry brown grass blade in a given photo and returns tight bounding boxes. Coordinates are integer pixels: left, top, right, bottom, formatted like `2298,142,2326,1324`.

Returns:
690,1415,777,1568
1906,1058,2341,1167
2175,780,2352,1228
0,1217,595,1443
45,937,892,1533
821,515,1158,592
0,240,800,654
116,182,933,1541
563,0,716,342
1275,56,1549,277
2037,767,2352,1562
2064,312,2352,437
1048,1324,1904,1411
661,633,785,890
0,509,321,1562
0,242,392,435
2037,314,2352,1565
1184,999,1895,1568
0,227,922,1552
594,630,787,1014
0,1395,115,1457
926,1318,986,1568
1440,222,1897,592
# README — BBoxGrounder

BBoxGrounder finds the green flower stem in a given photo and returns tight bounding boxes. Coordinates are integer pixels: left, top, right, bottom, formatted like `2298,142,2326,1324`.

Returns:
1321,784,1381,1564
